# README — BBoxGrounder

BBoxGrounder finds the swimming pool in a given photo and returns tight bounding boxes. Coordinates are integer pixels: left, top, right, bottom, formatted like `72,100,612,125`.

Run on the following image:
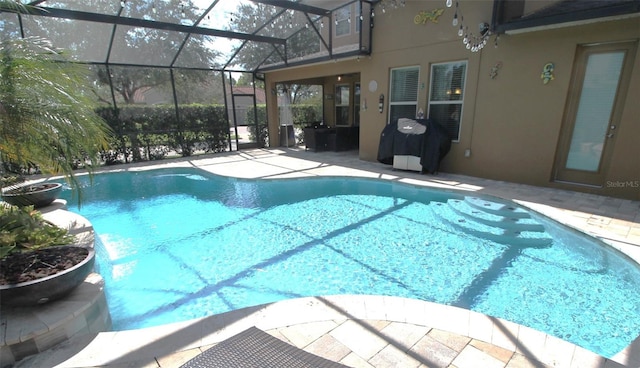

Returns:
60,167,640,358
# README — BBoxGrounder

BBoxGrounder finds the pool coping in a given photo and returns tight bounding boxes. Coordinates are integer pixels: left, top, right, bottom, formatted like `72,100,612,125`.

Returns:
16,295,637,368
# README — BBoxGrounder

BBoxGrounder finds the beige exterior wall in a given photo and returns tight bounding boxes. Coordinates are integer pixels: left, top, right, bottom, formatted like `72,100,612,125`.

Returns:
265,1,640,200
469,17,640,201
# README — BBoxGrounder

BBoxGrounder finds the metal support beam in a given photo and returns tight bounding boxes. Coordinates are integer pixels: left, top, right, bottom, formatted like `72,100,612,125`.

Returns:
250,0,331,16
23,6,287,45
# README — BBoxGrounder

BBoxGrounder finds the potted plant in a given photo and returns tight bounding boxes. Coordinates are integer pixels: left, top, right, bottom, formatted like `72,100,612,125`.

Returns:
0,204,95,306
0,1,110,305
1,182,63,208
0,166,63,209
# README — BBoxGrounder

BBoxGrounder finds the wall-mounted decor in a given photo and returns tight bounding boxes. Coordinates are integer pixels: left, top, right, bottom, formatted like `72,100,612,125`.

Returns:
490,61,502,79
541,62,555,84
445,0,493,52
414,8,444,24
368,80,378,92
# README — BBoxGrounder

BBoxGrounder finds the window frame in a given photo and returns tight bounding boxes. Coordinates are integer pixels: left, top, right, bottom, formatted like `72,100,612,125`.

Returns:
427,60,468,142
335,6,351,37
388,65,420,124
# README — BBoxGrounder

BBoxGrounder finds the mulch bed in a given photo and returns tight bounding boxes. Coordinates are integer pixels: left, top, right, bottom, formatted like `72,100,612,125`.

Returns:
0,247,88,285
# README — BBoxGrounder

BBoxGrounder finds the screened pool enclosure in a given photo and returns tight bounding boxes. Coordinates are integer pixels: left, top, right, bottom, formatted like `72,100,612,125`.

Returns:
0,0,374,162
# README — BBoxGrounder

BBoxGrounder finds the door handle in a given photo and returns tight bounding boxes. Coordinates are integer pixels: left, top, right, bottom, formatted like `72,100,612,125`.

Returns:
607,133,614,138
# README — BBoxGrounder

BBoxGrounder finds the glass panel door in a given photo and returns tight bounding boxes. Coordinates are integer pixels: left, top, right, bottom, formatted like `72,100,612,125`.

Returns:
354,83,361,126
554,41,637,186
335,84,350,126
564,52,624,171
232,94,258,148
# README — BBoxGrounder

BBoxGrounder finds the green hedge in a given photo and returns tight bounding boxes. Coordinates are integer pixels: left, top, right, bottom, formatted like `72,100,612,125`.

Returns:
288,104,322,126
246,105,267,146
96,103,322,164
96,104,229,164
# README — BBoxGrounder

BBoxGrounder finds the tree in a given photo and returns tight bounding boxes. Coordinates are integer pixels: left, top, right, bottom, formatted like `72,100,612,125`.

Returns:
235,72,253,87
277,83,322,105
2,0,222,106
228,3,322,71
234,72,265,91
97,66,171,105
174,69,226,104
91,1,221,104
0,34,111,195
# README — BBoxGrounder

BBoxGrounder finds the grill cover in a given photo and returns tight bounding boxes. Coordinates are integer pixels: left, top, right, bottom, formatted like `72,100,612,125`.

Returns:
377,118,451,174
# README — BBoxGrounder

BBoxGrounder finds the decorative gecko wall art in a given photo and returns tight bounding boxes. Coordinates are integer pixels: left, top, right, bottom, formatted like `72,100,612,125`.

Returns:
414,8,445,25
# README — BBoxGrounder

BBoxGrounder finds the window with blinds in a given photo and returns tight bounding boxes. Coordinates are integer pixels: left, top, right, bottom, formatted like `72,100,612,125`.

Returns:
335,6,350,37
428,61,467,141
389,66,419,124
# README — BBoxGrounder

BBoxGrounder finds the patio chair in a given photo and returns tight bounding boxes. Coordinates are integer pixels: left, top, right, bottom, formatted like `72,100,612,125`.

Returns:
179,326,349,368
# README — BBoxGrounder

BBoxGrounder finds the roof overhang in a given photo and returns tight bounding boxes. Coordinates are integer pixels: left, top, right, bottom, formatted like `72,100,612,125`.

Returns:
504,12,640,35
494,0,640,35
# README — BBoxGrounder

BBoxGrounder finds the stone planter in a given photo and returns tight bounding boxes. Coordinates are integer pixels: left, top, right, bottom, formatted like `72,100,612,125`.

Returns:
0,246,95,306
1,182,63,208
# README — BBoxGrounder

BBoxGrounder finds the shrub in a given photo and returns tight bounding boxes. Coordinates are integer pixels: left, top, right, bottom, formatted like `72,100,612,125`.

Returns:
0,205,74,259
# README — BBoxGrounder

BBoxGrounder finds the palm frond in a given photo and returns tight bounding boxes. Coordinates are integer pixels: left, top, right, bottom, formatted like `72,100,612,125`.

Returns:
0,1,41,15
0,35,113,204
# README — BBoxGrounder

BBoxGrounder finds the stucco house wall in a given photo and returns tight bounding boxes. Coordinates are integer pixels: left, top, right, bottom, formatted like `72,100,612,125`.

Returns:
265,1,639,200
469,17,639,200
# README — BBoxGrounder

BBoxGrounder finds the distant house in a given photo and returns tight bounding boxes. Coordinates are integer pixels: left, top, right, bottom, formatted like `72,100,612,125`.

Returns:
229,86,267,104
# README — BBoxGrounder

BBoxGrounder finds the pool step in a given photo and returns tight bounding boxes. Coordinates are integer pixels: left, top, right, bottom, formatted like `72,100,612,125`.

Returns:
437,197,552,248
464,196,531,218
448,198,545,232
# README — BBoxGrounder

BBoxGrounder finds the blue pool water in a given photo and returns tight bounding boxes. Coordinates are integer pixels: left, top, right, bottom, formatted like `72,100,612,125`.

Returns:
60,168,640,358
